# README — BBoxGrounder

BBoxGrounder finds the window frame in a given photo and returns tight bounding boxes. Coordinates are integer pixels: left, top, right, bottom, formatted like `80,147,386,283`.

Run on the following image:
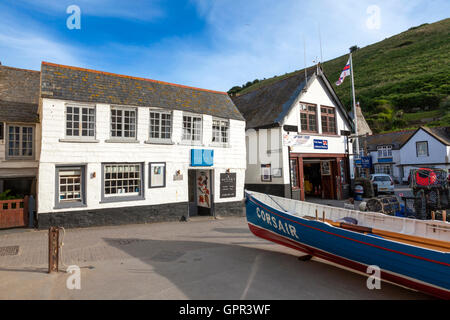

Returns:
299,102,318,133
416,141,429,157
148,110,172,144
64,104,96,140
5,124,35,160
110,106,138,140
101,163,145,203
377,145,393,158
182,113,203,144
54,165,87,209
211,117,230,147
375,164,393,175
320,105,337,135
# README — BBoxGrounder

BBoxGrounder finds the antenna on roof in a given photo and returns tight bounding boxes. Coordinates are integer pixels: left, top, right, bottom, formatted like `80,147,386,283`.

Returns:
303,35,308,85
318,23,323,63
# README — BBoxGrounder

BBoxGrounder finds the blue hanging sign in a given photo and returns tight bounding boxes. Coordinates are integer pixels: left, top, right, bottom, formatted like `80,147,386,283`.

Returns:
191,149,214,167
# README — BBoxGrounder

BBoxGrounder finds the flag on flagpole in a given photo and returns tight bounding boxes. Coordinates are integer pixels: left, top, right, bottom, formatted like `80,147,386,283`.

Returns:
335,58,351,86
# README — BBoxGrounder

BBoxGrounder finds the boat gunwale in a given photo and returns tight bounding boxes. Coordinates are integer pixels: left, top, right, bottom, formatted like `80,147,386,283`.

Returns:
246,191,450,256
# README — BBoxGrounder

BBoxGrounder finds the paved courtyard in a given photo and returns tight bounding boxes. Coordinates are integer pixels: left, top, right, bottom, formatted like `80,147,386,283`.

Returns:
0,216,430,300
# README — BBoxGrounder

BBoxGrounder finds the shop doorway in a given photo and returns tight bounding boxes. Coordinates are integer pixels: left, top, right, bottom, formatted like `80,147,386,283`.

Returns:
303,162,322,197
303,160,336,199
188,169,214,217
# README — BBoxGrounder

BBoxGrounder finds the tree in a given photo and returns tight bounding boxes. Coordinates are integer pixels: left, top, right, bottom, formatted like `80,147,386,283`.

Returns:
350,45,359,53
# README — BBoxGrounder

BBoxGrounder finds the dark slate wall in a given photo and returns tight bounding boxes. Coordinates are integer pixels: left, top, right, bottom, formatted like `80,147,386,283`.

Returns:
38,202,188,229
214,200,245,217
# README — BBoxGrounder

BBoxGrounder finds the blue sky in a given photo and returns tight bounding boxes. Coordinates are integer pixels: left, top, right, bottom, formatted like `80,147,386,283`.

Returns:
0,0,448,91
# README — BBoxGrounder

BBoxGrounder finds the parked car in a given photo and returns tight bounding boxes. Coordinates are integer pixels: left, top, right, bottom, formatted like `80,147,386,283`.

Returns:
370,174,395,194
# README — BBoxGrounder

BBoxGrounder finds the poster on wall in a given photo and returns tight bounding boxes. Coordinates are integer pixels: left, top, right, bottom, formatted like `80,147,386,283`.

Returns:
261,164,272,182
321,161,331,176
220,173,236,198
196,170,211,208
149,163,166,188
282,133,313,147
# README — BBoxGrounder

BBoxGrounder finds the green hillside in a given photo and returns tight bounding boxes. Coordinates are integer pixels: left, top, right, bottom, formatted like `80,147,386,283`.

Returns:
229,18,450,133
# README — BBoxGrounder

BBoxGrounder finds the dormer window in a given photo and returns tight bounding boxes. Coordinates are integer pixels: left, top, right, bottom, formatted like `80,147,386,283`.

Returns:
377,145,392,158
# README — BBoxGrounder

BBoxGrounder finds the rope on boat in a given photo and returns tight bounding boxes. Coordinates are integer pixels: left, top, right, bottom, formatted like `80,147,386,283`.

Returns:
266,194,288,213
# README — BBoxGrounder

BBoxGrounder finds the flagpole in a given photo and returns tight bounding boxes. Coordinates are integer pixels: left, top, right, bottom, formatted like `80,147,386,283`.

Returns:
350,52,360,157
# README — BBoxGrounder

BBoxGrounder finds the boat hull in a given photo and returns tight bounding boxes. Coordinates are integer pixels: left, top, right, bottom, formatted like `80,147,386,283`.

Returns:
245,192,450,299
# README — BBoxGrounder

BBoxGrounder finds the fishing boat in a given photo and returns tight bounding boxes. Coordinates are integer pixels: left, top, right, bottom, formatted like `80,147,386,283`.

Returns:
245,190,450,299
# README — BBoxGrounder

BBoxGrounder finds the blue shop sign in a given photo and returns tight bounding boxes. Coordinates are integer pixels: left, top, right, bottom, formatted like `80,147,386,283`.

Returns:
191,149,214,167
314,139,328,150
378,157,393,163
355,156,372,168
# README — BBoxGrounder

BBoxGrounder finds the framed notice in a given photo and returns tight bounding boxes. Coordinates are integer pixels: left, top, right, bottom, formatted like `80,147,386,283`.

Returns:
220,173,236,198
261,164,272,182
321,161,331,176
149,162,166,188
272,168,282,177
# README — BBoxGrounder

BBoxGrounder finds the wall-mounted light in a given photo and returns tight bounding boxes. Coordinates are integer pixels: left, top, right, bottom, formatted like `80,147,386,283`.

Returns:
226,169,231,173
91,172,96,178
176,170,181,176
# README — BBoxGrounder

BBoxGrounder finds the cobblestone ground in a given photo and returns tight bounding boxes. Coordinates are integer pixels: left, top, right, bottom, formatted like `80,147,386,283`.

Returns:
0,217,430,300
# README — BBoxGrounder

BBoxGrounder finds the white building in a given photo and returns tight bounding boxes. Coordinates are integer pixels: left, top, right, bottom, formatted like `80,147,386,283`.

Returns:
0,65,40,205
365,129,415,183
232,65,353,201
398,126,450,183
36,62,246,228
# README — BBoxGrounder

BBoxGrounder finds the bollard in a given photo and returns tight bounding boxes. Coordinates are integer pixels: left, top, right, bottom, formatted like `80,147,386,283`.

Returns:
48,227,59,273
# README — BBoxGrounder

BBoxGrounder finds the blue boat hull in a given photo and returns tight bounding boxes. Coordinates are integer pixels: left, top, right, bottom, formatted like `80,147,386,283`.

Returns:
245,192,450,299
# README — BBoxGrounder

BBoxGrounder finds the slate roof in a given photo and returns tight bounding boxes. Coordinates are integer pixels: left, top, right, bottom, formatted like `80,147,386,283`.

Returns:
0,100,39,123
365,129,416,151
231,66,317,129
231,65,352,130
0,65,40,123
405,126,450,147
40,62,244,121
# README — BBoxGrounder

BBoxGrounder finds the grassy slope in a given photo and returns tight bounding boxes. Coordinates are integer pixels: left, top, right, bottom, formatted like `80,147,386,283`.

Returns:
233,18,450,133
